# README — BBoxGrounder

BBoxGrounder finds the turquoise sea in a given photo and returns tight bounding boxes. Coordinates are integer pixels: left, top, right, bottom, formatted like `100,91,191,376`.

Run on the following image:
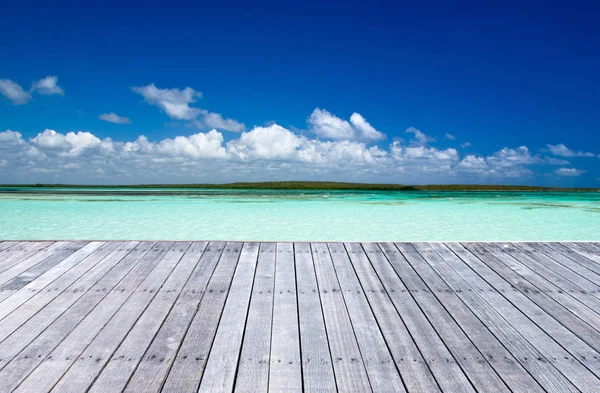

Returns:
0,188,599,241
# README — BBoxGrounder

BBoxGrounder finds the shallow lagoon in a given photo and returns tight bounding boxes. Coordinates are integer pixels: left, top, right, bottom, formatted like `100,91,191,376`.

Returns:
1,188,599,241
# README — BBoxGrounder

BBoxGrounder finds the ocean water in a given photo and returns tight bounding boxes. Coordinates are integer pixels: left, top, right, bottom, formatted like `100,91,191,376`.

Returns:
0,188,599,241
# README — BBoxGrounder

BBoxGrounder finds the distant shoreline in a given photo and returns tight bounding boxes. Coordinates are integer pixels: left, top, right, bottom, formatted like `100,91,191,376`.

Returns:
0,181,598,192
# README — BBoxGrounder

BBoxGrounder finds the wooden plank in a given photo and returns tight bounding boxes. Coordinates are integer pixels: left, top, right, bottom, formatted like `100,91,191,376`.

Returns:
0,242,52,273
197,242,259,393
378,242,545,393
543,242,600,276
12,242,172,393
0,242,149,391
0,242,120,316
293,242,336,393
416,242,600,393
160,242,242,392
87,242,206,392
0,242,80,285
0,242,135,343
234,242,276,393
0,242,103,294
512,243,600,297
122,242,225,393
561,242,600,266
438,243,600,378
488,243,600,321
311,242,372,393
267,243,302,392
399,242,580,393
327,243,406,393
461,243,600,351
345,242,451,393
0,241,19,252
50,242,193,392
363,242,508,393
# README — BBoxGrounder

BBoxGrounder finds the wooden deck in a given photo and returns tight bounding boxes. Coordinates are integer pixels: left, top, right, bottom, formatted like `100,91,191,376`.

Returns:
0,241,599,392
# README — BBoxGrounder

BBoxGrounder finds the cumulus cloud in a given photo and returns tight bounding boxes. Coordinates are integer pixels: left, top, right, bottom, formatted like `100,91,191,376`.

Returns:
132,84,202,120
0,114,588,184
404,127,434,146
308,108,385,141
555,168,586,177
31,76,64,96
0,79,32,105
547,143,595,158
99,112,132,124
201,111,245,132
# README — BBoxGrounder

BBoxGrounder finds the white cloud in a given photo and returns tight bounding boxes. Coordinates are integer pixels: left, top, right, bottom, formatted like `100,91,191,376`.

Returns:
201,111,245,132
308,108,385,141
461,142,471,148
99,112,132,124
157,130,227,159
547,143,594,158
0,79,32,105
32,76,64,96
555,168,586,177
132,84,202,120
404,127,434,145
445,133,456,140
349,113,386,141
31,129,101,156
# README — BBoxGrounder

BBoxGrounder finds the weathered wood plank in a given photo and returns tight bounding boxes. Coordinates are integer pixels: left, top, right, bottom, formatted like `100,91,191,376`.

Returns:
461,243,600,351
512,243,600,298
0,242,120,315
198,242,259,393
400,242,580,393
12,242,172,393
436,243,600,379
51,242,194,392
361,242,500,393
234,242,275,393
343,242,446,393
417,242,600,392
160,242,242,392
311,242,372,393
0,241,19,252
87,242,207,392
543,242,600,276
0,242,146,391
122,242,225,393
0,242,81,286
0,242,52,273
294,242,336,393
0,242,103,294
562,243,600,266
267,243,303,392
380,243,546,393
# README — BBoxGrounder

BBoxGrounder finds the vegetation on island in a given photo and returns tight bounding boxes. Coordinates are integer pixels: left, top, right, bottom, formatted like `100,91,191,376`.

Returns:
1,181,598,192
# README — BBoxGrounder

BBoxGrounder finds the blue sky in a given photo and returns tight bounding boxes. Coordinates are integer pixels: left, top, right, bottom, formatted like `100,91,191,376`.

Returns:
1,0,599,185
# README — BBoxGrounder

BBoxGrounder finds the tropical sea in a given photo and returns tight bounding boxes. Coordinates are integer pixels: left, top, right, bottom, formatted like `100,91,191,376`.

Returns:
0,187,599,241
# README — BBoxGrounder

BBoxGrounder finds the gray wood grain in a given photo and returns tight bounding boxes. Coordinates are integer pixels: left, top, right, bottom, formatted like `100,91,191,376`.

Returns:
0,242,145,391
311,242,372,393
87,242,207,393
380,243,546,393
122,242,225,393
294,242,336,393
51,242,193,393
411,242,595,393
160,242,242,392
198,242,259,393
12,242,172,393
234,242,276,393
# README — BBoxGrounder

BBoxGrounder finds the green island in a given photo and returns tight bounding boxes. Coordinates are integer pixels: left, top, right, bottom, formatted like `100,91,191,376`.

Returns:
1,181,599,192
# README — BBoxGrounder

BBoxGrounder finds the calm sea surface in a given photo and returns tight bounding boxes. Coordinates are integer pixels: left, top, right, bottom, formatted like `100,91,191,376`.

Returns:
1,188,599,241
